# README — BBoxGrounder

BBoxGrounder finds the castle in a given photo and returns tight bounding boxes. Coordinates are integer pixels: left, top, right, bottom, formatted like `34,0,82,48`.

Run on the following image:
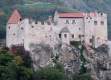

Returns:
6,9,108,50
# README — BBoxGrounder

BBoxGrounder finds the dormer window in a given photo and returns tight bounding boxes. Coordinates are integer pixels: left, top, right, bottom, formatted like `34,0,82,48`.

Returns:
101,21,104,25
72,20,76,24
94,21,97,25
66,20,69,24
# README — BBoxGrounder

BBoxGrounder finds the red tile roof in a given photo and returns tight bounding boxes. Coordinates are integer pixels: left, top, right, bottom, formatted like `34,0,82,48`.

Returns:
8,9,22,24
59,12,84,18
87,12,97,17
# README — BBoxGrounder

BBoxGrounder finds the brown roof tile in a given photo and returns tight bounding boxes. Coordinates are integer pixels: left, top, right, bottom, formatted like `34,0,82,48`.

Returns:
59,12,84,18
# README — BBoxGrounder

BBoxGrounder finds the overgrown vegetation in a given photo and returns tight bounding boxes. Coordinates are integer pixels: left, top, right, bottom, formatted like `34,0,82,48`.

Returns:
0,46,93,80
0,47,33,80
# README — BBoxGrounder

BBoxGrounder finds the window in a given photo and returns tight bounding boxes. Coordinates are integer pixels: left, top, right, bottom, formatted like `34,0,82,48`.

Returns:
81,35,84,37
59,34,61,38
66,20,69,24
94,21,97,25
21,27,24,30
90,39,93,43
72,20,76,24
101,13,103,16
79,28,81,30
13,33,15,36
101,21,104,25
41,22,44,25
90,17,92,19
32,26,34,28
20,18,22,21
47,22,51,25
79,35,81,38
35,21,38,24
64,34,67,38
8,26,10,29
72,34,74,38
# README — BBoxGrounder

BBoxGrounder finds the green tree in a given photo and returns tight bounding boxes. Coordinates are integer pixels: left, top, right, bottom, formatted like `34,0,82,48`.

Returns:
73,73,92,80
34,66,65,80
0,48,33,80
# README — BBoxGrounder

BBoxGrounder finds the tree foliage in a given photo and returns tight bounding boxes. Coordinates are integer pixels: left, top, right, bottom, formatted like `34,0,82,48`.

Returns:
34,66,65,80
73,73,92,80
0,48,33,80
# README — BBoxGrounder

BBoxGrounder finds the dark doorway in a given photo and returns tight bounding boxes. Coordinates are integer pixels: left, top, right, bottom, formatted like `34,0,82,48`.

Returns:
70,41,81,47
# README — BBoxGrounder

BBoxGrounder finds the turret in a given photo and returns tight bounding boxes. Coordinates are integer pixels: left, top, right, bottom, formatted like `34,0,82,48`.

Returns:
6,9,22,48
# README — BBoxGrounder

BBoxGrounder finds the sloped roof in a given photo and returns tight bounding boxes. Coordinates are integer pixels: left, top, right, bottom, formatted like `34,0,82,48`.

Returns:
59,12,84,18
60,27,70,33
8,9,22,24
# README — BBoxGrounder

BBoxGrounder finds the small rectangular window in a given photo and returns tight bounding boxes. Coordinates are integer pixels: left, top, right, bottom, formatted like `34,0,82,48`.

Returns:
21,27,24,30
101,21,104,25
66,20,69,24
94,21,97,25
90,39,93,43
8,26,10,29
64,34,67,38
59,34,61,38
32,26,34,28
72,20,76,24
72,34,74,38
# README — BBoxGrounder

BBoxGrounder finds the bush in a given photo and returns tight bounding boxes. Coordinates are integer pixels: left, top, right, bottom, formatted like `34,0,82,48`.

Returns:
73,73,92,80
34,66,65,80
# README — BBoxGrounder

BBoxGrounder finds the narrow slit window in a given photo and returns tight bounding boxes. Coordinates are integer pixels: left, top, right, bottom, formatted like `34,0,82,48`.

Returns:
59,34,61,38
72,34,74,38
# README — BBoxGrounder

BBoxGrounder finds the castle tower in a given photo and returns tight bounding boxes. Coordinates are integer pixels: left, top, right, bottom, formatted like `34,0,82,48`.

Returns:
6,9,22,47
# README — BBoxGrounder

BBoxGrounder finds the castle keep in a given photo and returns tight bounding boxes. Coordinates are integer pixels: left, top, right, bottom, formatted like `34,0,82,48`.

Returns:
6,9,108,50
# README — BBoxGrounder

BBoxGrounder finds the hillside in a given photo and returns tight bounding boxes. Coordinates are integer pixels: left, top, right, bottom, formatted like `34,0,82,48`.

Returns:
0,0,111,39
